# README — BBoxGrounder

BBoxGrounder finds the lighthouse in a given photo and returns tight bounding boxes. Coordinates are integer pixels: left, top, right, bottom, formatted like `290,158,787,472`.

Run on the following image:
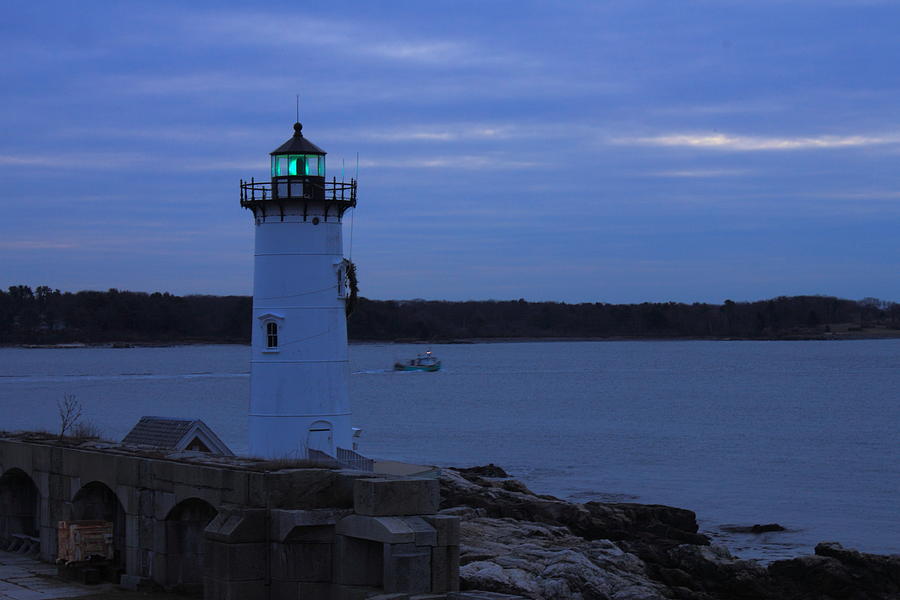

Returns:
240,121,357,459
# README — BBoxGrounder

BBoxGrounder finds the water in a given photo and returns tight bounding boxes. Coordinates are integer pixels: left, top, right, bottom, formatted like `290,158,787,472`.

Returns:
1,340,898,562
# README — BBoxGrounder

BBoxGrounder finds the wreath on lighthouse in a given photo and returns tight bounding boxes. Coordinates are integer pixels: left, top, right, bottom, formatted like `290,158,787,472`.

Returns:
342,258,359,317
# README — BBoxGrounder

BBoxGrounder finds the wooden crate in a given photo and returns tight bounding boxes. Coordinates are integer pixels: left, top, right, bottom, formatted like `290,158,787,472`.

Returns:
57,521,114,563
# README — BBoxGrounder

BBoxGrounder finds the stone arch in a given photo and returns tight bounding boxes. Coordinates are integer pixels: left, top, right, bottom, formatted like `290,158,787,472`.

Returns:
0,468,40,551
72,481,126,573
171,487,220,512
164,498,218,593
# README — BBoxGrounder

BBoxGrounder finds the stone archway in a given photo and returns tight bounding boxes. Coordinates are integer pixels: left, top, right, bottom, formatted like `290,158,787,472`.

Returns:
72,481,126,574
164,498,218,594
0,468,40,552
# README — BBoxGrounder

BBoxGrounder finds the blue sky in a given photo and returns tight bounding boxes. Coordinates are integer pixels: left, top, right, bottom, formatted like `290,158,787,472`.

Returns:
2,1,898,303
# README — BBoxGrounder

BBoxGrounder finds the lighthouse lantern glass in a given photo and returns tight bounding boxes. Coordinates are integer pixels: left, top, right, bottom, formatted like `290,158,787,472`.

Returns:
302,155,323,176
271,156,289,177
271,155,324,177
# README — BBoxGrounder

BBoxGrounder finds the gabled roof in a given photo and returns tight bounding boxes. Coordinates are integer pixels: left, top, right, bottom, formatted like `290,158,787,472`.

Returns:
270,122,326,156
122,417,234,456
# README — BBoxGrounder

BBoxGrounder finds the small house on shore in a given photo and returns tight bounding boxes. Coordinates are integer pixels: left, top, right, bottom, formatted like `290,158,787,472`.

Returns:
121,416,233,456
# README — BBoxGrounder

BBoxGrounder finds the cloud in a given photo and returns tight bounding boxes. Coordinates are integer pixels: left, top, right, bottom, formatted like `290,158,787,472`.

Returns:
180,160,267,172
0,154,146,169
352,124,521,143
648,99,789,117
0,39,108,66
187,13,500,68
59,125,264,144
185,13,350,51
0,240,79,250
649,169,751,178
106,73,294,95
0,155,56,167
0,151,265,173
617,133,900,151
326,119,608,144
91,61,621,107
367,40,471,64
359,155,539,170
813,190,900,200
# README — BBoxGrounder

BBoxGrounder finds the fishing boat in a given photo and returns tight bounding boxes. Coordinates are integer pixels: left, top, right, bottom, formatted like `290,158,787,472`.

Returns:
394,350,441,372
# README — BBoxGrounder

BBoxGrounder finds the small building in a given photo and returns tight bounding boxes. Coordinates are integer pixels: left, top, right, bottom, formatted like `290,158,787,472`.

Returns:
121,417,233,456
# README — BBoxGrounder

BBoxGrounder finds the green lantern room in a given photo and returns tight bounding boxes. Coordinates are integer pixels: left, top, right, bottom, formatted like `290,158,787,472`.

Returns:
269,122,326,200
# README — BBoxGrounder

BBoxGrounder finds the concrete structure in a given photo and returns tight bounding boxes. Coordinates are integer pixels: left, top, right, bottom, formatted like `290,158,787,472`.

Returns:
0,550,109,599
0,436,459,599
240,122,359,460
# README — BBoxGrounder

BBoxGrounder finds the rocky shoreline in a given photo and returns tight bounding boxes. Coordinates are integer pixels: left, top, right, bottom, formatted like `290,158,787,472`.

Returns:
440,465,900,600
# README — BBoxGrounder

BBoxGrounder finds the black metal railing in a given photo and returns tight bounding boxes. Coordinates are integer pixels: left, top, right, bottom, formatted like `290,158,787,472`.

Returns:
240,177,357,206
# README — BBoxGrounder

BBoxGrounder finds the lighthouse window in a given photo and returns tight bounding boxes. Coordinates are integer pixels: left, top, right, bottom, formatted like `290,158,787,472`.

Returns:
266,322,278,348
272,155,322,177
272,156,290,177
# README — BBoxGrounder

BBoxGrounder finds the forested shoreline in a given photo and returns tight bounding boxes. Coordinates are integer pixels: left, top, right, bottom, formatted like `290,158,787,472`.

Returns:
1,285,898,345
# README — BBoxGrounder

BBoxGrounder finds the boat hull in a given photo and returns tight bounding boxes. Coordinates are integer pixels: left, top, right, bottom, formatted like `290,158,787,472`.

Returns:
393,362,441,372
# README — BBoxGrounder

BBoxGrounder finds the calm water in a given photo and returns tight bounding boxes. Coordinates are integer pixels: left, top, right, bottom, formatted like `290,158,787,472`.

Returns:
1,340,898,561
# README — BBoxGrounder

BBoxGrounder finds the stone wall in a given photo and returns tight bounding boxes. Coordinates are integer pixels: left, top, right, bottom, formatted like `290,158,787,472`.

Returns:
0,437,460,599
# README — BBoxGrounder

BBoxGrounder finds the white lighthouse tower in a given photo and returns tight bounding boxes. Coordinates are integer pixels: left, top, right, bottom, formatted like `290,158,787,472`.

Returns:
240,121,357,459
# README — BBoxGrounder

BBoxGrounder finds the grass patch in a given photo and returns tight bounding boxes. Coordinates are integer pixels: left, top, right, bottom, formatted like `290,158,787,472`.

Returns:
70,421,104,441
246,457,340,472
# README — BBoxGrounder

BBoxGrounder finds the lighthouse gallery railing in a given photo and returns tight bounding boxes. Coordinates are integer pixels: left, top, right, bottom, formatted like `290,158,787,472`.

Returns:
240,177,357,206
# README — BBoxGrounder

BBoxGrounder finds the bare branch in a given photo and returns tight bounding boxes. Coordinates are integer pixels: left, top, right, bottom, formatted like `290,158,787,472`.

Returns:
57,393,83,440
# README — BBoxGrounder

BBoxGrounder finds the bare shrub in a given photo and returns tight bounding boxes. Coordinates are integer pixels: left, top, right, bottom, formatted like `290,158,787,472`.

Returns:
71,421,103,440
57,393,83,440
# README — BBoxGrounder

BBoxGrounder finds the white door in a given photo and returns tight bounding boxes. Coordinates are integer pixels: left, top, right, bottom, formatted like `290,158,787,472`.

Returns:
306,421,333,456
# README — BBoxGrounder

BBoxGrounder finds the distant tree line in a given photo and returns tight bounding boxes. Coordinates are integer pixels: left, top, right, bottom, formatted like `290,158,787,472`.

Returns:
0,286,249,344
0,285,898,345
349,296,900,340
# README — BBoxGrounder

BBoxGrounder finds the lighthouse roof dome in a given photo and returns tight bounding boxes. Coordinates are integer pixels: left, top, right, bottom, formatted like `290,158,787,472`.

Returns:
270,122,326,156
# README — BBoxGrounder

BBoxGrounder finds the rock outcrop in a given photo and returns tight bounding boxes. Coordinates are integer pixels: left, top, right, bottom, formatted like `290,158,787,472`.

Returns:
720,523,786,534
441,469,707,548
441,466,900,600
768,543,900,600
